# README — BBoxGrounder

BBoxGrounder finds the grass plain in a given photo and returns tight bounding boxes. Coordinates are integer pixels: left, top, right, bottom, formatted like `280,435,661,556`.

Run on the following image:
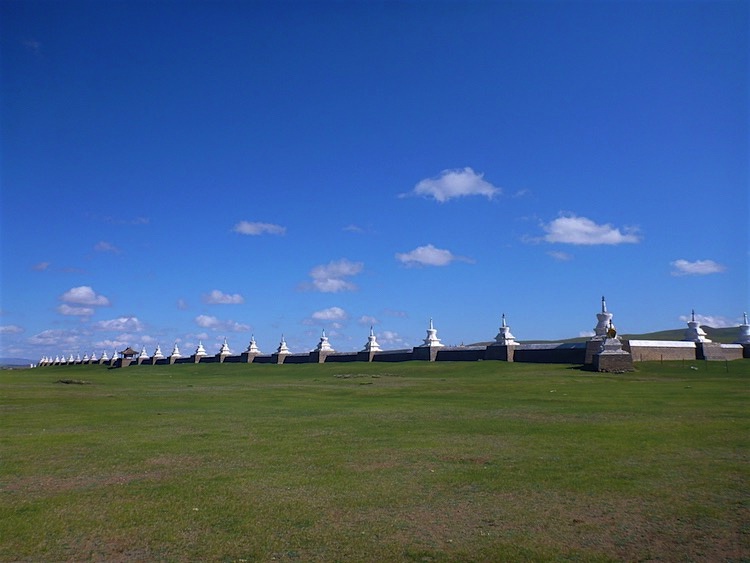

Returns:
1,360,748,562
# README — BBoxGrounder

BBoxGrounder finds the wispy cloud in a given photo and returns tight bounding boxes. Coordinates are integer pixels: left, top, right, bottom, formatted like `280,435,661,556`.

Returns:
29,329,82,348
547,251,573,262
358,315,379,326
177,299,188,310
396,244,471,267
232,221,286,236
678,313,734,328
56,304,95,316
203,290,244,304
670,259,726,276
93,317,144,332
194,315,250,332
59,286,110,306
541,215,640,245
32,262,51,271
0,325,24,334
304,259,364,292
311,307,347,322
379,330,408,347
94,241,121,254
343,224,365,233
402,167,500,203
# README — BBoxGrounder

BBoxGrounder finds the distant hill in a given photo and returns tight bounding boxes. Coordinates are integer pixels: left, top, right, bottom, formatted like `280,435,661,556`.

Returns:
470,326,741,347
0,357,35,367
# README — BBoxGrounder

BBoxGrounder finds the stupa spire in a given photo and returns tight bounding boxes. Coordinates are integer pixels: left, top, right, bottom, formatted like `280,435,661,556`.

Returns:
315,329,334,352
362,326,382,352
276,335,291,355
246,335,261,354
421,318,444,347
684,310,711,342
219,337,231,356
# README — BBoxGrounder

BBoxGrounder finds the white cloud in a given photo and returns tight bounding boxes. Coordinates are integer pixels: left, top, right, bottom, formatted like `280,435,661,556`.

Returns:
57,304,95,316
59,286,110,306
358,315,379,326
194,315,249,332
542,215,640,245
93,338,131,351
379,330,408,347
311,307,347,322
0,325,24,334
29,329,81,348
203,290,244,304
678,314,734,328
94,241,120,253
384,309,408,318
93,317,144,332
233,221,286,236
32,262,50,271
670,259,726,276
578,330,595,337
343,224,365,233
396,244,470,267
306,259,364,292
177,299,188,310
405,167,500,202
547,251,573,262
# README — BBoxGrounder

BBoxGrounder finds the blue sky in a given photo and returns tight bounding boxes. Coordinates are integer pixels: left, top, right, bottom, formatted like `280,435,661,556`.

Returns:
1,0,747,360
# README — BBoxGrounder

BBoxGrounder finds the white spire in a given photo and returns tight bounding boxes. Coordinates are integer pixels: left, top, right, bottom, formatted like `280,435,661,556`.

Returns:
315,329,334,352
219,337,231,356
195,341,207,357
362,326,382,352
421,318,444,347
246,335,261,354
594,297,614,338
153,344,164,359
276,335,291,355
684,310,711,342
82,353,90,362
494,313,517,345
734,312,750,344
69,354,75,363
100,350,109,361
139,346,149,359
170,342,181,359
90,351,98,362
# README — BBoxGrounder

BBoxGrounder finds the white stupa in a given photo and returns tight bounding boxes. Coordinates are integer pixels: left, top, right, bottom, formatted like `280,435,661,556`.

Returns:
362,326,382,352
139,346,149,360
82,353,90,362
91,351,98,362
594,296,613,338
734,313,750,344
75,354,81,363
152,345,164,359
218,337,231,357
111,350,118,361
315,329,334,352
246,335,261,354
195,341,207,357
420,318,444,348
170,343,182,359
100,350,109,361
684,310,712,342
493,314,518,346
276,335,291,356
68,354,75,363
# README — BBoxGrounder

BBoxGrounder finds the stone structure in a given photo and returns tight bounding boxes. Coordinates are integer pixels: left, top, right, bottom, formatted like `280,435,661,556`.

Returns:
36,303,750,370
194,341,207,363
217,337,232,363
591,321,634,372
486,314,519,361
274,335,291,364
413,318,444,361
241,335,262,363
169,343,182,364
683,310,711,342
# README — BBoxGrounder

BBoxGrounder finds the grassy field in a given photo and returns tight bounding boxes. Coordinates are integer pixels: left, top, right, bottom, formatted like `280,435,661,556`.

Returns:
1,360,748,562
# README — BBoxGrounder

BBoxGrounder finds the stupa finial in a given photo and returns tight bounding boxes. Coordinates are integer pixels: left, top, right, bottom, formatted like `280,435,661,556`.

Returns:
744,312,748,325
502,313,507,328
601,296,607,313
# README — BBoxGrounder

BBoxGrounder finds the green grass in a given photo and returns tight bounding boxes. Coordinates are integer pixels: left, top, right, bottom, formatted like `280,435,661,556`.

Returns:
2,361,748,561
